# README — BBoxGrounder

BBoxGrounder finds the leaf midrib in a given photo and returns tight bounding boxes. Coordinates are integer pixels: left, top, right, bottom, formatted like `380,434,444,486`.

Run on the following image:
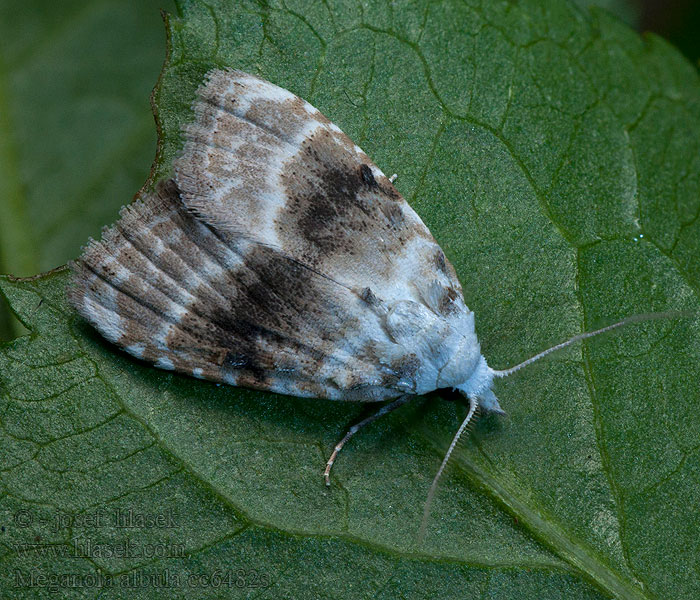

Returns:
447,442,647,600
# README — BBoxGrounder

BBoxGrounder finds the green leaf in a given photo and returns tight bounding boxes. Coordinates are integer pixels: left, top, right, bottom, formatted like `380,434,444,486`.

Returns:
2,1,700,598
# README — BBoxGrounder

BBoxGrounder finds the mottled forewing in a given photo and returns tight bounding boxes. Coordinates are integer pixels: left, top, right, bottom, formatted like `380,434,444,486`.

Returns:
174,69,464,310
69,182,417,401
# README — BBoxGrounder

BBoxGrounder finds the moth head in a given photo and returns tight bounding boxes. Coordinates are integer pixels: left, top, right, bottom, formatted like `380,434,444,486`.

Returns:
454,355,504,415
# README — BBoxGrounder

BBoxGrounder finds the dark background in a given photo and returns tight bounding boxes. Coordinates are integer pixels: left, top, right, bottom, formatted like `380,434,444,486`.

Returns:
579,0,700,63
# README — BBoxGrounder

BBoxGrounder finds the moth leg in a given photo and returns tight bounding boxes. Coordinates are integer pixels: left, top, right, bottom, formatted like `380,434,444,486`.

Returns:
389,173,398,183
324,395,412,486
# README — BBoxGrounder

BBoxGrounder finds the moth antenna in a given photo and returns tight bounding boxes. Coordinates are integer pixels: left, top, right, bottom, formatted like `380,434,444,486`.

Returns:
491,310,693,379
418,396,479,544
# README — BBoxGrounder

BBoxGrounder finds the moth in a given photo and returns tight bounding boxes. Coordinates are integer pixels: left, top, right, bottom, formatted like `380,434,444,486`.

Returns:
68,69,675,537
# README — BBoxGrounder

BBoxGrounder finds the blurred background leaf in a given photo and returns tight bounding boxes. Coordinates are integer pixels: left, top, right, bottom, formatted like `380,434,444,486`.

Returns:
573,0,641,28
0,0,174,338
575,0,700,63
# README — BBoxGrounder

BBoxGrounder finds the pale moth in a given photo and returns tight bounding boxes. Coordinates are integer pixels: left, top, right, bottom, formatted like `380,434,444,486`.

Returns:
69,69,676,537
